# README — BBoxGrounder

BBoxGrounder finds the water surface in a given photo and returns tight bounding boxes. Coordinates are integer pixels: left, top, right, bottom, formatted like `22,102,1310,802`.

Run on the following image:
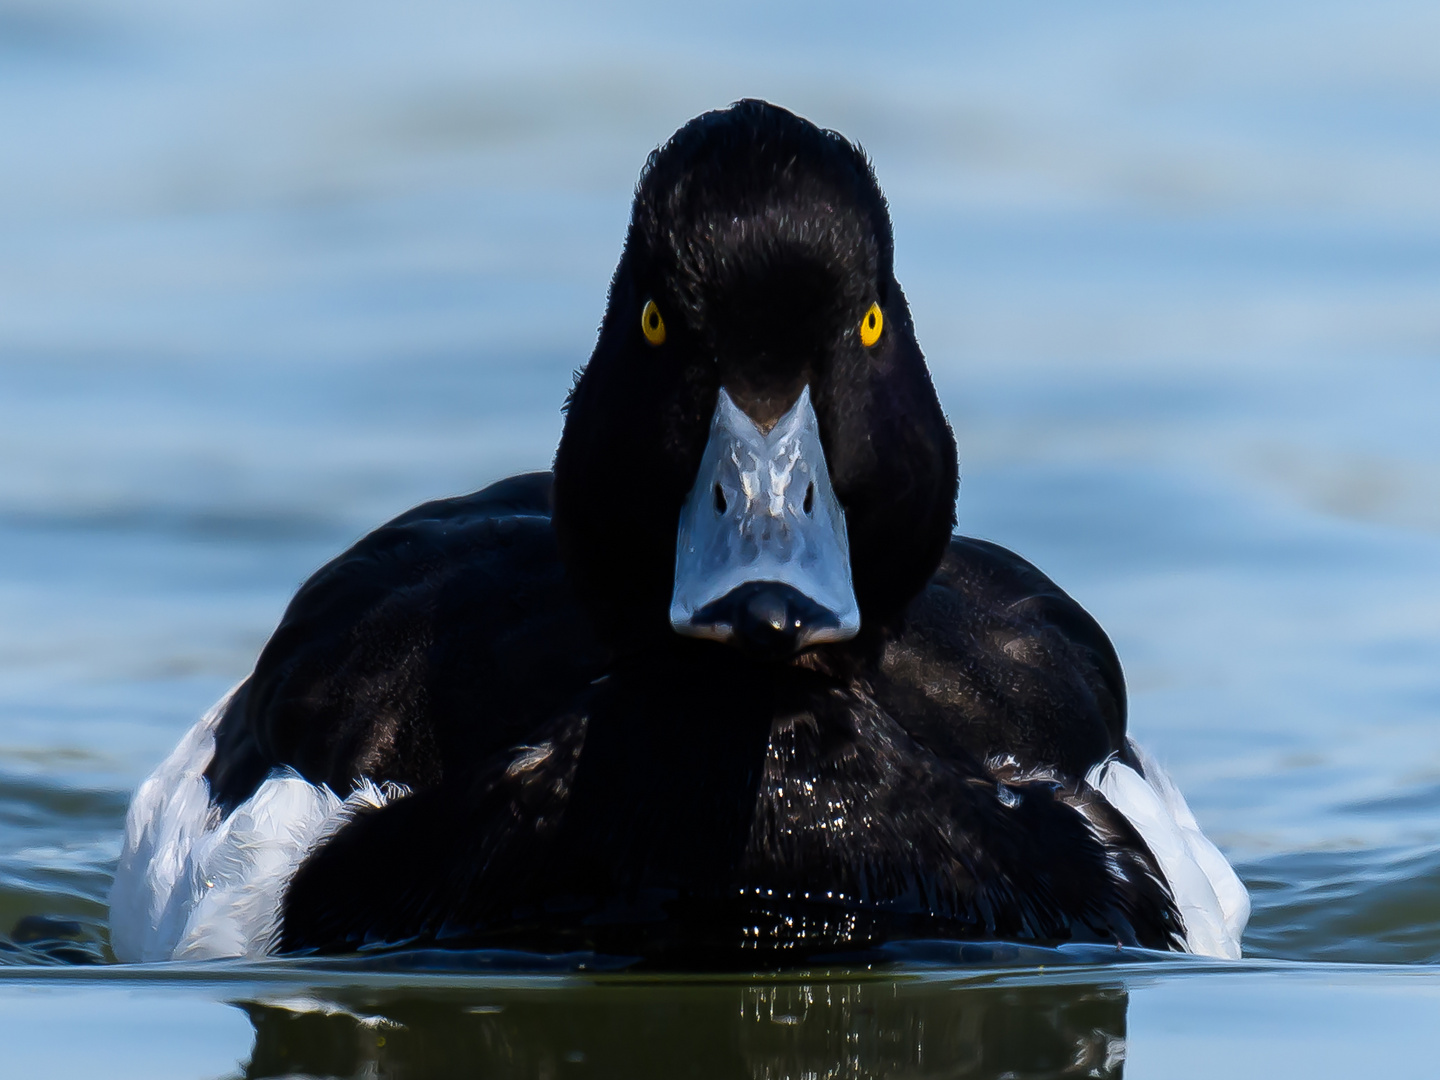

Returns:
2,0,1439,1071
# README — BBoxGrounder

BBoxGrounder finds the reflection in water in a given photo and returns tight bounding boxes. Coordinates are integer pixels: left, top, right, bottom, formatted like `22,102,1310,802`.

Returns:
232,978,1127,1079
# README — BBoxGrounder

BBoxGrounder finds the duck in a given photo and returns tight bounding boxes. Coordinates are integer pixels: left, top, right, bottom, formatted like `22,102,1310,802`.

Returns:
108,100,1248,966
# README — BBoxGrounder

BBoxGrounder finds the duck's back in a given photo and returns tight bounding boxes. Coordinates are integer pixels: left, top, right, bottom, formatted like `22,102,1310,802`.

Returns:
112,476,1243,963
109,472,606,961
205,471,606,813
875,538,1247,958
877,536,1129,779
265,525,1187,960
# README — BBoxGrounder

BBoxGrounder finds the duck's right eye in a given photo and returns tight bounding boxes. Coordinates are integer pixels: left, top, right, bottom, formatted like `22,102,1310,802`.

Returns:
859,302,883,347
641,299,666,346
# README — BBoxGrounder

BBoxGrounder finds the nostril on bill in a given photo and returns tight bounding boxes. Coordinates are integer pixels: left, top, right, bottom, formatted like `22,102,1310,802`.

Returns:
802,482,814,515
713,483,727,514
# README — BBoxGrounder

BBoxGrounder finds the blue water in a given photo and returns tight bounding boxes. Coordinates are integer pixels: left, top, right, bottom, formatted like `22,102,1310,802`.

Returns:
2,0,1440,1073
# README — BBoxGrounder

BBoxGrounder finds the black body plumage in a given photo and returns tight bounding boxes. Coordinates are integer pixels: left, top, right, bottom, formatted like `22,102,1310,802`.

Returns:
203,101,1183,963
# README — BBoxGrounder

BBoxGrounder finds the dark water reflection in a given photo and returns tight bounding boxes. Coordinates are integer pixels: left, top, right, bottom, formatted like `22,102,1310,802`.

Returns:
233,978,1127,1080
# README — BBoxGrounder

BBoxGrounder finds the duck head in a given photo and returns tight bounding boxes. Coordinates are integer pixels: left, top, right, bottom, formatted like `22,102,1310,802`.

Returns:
553,100,958,660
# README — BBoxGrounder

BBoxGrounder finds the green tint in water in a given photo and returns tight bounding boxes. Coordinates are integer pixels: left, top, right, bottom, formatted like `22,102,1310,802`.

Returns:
2,965,1438,1078
1244,846,1440,963
239,978,1126,1078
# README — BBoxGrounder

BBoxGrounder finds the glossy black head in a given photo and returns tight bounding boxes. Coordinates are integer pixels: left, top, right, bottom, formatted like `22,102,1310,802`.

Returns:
553,100,958,653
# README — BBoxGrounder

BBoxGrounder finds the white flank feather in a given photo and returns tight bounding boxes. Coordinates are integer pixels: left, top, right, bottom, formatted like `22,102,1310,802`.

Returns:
109,685,406,962
109,689,231,962
1087,739,1249,959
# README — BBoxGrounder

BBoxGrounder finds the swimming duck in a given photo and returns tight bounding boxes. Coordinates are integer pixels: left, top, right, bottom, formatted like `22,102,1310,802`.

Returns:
109,100,1248,965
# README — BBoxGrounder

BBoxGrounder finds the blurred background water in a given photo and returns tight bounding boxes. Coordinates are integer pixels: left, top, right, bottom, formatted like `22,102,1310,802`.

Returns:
2,0,1440,1073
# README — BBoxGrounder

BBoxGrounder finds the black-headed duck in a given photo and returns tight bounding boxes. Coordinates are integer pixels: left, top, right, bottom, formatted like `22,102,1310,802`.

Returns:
110,100,1247,965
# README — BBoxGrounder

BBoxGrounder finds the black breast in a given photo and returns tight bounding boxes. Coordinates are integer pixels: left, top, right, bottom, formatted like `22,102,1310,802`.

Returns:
274,635,1178,961
202,475,1178,962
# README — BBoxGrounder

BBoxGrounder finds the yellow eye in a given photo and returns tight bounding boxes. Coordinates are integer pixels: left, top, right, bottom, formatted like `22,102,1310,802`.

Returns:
859,302,883,347
641,299,666,346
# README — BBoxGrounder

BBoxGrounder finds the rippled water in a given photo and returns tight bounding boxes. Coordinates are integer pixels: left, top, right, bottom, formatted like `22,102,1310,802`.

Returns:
2,0,1439,1074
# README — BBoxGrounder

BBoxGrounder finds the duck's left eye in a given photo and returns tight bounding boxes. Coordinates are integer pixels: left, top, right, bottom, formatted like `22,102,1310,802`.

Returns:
641,299,666,346
859,302,883,347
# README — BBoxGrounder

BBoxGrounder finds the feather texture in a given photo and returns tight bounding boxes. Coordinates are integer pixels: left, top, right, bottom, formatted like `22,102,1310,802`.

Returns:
109,687,405,962
1087,739,1249,958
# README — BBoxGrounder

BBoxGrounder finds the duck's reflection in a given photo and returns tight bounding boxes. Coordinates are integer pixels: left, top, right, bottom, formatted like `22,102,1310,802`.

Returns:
232,976,1128,1079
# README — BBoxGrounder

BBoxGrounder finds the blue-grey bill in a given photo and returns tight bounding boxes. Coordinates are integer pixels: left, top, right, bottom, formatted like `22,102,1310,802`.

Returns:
670,385,861,648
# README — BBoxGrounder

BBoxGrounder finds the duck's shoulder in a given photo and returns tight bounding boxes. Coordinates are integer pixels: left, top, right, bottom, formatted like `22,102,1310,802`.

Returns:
873,535,1128,778
379,470,555,530
206,471,607,810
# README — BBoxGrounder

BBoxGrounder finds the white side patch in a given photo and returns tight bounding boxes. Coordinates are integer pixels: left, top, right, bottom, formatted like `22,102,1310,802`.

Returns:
169,773,399,961
110,689,233,963
1086,739,1249,960
109,686,407,962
